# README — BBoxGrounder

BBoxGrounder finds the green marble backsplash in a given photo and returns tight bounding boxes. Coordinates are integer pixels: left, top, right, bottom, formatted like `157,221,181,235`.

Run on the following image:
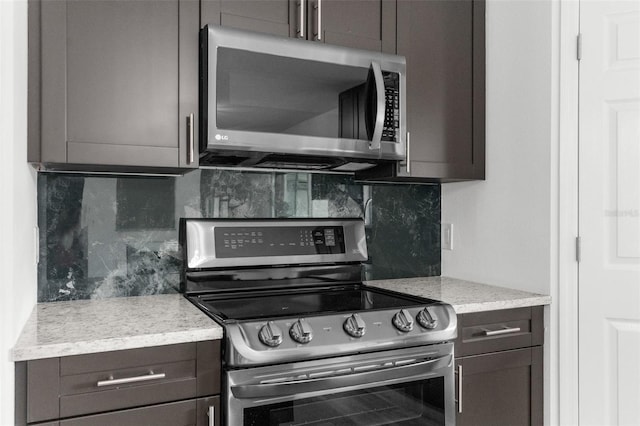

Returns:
37,170,440,302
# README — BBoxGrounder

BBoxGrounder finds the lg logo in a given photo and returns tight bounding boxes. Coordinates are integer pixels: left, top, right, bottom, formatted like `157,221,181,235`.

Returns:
214,134,229,141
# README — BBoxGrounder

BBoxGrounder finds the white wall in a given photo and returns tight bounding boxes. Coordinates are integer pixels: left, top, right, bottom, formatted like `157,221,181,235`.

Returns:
0,0,38,424
442,0,554,295
441,0,559,424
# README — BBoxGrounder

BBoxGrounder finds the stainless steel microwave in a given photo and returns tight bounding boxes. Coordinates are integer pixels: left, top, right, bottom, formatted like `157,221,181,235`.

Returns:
200,25,406,172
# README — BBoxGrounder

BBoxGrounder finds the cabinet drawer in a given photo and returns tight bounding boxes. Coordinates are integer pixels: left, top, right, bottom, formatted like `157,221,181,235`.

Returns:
454,307,543,357
25,341,220,424
59,359,196,418
58,396,220,426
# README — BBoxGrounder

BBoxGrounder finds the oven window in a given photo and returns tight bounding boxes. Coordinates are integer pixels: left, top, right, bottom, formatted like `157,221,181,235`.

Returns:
243,378,444,426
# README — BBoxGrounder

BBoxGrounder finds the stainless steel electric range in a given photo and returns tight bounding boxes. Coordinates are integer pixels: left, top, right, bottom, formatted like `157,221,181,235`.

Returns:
180,218,457,426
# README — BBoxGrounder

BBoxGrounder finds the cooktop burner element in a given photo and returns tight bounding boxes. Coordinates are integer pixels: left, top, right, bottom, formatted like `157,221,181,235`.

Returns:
179,218,457,367
194,285,435,321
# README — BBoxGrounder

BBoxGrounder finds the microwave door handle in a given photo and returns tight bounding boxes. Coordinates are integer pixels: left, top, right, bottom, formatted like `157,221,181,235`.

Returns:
230,354,451,399
369,62,385,153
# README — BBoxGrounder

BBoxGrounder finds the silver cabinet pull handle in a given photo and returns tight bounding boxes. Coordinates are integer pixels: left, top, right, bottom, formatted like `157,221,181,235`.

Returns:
406,131,411,175
314,0,322,40
187,113,195,164
455,364,463,413
297,0,305,38
97,371,166,387
207,405,215,426
484,327,522,337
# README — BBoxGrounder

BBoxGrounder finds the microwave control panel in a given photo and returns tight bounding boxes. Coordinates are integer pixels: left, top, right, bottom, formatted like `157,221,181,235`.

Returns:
338,71,401,144
382,72,400,142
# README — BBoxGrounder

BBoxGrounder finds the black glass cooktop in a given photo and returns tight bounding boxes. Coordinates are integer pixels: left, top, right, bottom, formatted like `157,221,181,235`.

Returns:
190,285,435,321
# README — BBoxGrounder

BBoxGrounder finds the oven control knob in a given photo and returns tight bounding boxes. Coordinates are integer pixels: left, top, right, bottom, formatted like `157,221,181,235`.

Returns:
343,313,366,338
289,318,313,344
259,321,283,347
392,309,414,332
417,307,438,329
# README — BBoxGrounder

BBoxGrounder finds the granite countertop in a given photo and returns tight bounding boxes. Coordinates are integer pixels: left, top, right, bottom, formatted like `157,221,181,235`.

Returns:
11,294,223,362
366,276,551,314
12,277,550,362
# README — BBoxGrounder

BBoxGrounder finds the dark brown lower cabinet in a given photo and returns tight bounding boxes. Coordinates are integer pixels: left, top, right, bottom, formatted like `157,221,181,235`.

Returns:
15,341,221,426
57,396,220,426
455,347,543,426
454,307,544,426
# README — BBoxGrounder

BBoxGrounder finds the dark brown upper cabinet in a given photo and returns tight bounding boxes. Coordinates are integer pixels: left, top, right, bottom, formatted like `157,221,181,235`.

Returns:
201,0,294,37
201,0,396,53
357,0,485,183
28,0,200,173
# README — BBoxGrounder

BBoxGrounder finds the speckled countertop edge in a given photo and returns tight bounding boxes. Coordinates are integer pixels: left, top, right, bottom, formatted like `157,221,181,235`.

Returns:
12,277,550,362
11,294,223,362
366,276,551,314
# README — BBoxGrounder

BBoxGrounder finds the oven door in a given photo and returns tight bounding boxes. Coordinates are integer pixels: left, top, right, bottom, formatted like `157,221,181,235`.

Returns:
226,343,455,426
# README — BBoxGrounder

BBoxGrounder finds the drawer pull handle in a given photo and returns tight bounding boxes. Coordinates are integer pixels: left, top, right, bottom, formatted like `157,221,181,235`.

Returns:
97,371,166,387
484,327,522,337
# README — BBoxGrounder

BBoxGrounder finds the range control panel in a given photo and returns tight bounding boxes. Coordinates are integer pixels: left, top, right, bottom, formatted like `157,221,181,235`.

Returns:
214,226,346,258
182,218,367,269
223,303,458,367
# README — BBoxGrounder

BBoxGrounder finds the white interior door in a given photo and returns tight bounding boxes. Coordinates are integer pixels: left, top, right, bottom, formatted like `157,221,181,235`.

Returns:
579,1,640,425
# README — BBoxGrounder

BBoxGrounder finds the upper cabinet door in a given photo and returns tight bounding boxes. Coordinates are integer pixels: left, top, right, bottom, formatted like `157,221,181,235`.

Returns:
201,0,294,37
201,0,395,52
29,0,199,171
402,0,484,180
308,0,396,53
399,0,485,181
356,0,485,182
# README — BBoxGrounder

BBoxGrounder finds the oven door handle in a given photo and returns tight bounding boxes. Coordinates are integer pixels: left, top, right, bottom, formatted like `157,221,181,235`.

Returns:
230,354,451,399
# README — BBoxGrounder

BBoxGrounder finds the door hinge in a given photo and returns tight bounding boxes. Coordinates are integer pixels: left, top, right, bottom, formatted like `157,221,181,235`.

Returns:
576,236,581,263
577,33,582,61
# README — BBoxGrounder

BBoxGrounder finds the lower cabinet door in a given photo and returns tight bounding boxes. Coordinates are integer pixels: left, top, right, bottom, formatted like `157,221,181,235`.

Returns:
59,396,220,426
455,347,543,426
197,396,221,426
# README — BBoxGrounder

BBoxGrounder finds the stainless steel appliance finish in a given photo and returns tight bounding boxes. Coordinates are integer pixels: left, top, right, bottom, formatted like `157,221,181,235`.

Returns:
227,344,456,425
220,299,455,367
180,218,457,425
183,218,367,269
200,25,406,171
